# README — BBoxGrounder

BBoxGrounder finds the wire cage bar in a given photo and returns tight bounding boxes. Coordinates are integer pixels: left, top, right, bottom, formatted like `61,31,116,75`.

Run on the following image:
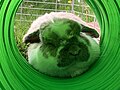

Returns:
15,0,96,23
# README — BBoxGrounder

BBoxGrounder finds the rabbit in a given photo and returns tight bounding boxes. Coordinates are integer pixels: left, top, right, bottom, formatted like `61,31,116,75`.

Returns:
23,12,100,78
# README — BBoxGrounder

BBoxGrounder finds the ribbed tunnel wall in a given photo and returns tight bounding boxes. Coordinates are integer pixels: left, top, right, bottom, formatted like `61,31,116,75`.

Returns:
0,0,120,90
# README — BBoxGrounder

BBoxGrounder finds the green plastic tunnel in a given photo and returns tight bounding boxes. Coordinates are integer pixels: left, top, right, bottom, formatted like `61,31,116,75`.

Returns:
0,0,120,90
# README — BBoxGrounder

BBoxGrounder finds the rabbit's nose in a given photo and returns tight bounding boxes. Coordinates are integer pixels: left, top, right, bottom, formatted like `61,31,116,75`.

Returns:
69,46,81,55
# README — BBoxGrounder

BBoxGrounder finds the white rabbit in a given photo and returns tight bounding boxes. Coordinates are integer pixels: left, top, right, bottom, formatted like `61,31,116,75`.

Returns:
23,12,100,78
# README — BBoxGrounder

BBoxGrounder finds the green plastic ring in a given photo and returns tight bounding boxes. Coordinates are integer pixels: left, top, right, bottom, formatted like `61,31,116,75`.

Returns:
0,0,120,90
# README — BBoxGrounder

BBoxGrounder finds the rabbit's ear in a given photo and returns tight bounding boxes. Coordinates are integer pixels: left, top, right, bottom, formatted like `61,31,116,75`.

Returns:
23,30,40,44
81,24,99,38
